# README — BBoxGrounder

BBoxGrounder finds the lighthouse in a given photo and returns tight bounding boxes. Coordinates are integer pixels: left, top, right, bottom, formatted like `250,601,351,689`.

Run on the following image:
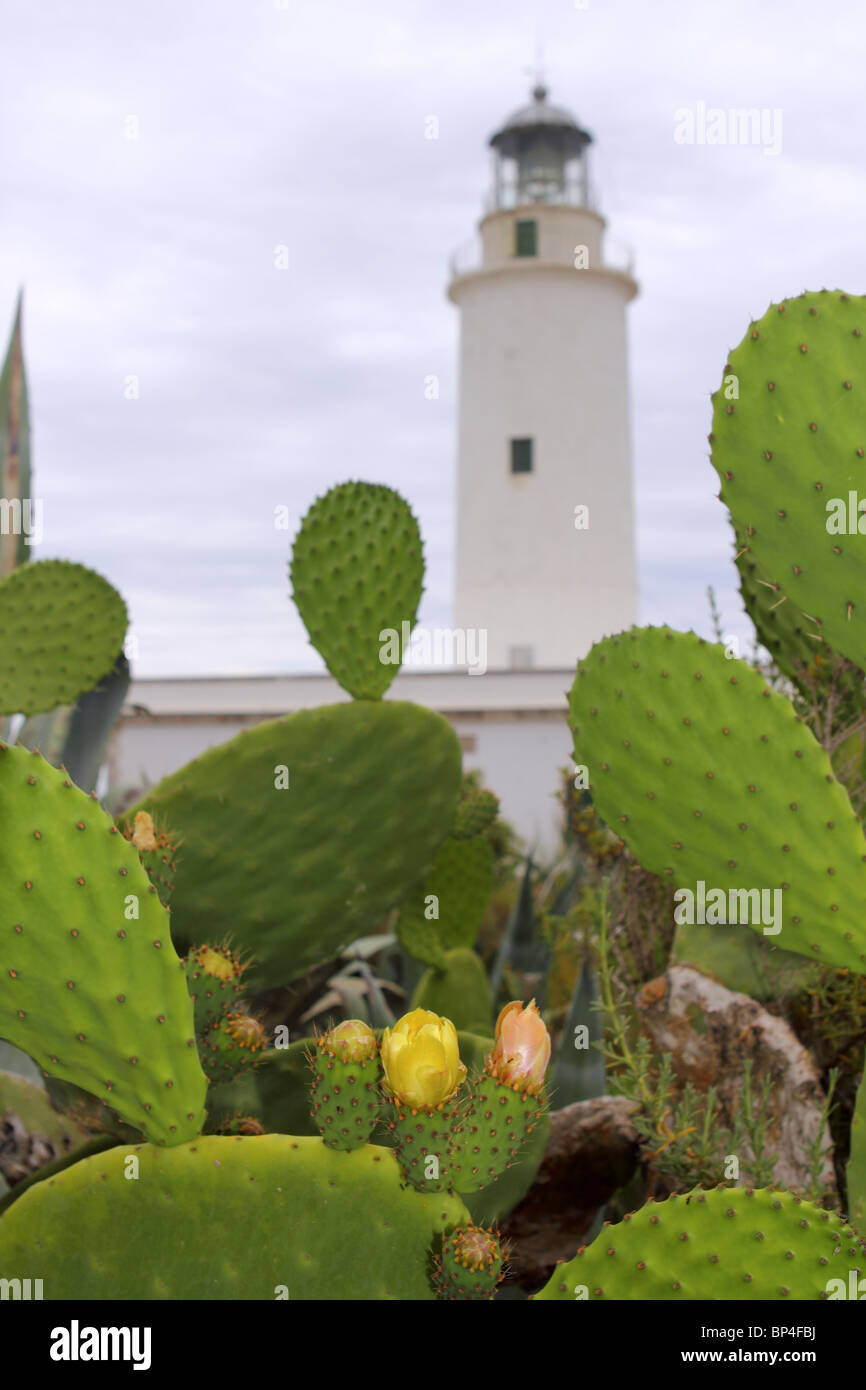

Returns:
448,85,639,671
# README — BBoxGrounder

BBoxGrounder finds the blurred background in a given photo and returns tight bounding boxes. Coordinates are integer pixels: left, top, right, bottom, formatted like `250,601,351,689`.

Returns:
2,0,864,676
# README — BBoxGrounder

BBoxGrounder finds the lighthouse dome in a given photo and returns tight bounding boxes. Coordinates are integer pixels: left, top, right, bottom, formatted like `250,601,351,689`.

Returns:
490,84,592,157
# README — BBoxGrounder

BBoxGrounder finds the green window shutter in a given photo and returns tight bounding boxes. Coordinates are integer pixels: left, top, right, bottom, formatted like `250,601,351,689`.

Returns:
515,219,538,257
510,438,533,474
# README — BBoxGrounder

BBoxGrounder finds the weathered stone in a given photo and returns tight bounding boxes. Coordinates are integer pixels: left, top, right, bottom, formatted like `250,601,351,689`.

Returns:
635,964,837,1197
501,1095,641,1286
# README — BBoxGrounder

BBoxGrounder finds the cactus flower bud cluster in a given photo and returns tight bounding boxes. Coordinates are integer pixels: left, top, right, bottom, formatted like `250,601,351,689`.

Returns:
305,1004,550,1207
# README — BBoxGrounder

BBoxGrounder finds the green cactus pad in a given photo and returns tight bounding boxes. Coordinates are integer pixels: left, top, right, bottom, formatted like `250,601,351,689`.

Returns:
433,1224,506,1299
534,1187,866,1300
42,1075,144,1144
0,559,127,716
671,921,817,1000
411,947,494,1034
290,481,424,699
134,700,463,984
397,836,494,966
386,1097,461,1193
452,1074,547,1194
710,290,866,673
396,903,448,968
453,788,500,839
0,743,206,1144
120,811,179,908
463,1108,550,1226
310,1048,381,1151
197,1013,267,1084
569,627,866,973
182,944,247,1034
0,1135,470,1300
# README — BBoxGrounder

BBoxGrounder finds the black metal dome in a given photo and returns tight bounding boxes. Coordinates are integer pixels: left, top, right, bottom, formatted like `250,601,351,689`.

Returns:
489,84,592,158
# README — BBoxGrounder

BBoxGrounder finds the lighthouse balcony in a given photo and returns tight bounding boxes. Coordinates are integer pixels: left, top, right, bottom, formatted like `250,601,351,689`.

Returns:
448,229,635,281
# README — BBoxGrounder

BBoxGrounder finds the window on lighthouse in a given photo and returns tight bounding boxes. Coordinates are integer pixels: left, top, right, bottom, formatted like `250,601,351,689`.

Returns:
510,438,534,474
514,219,538,257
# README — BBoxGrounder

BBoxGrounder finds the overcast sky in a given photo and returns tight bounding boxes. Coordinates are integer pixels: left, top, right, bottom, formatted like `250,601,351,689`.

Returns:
2,0,864,677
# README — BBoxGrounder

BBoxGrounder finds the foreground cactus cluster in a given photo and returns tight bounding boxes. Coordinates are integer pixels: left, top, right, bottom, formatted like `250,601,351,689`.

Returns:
4,291,866,1299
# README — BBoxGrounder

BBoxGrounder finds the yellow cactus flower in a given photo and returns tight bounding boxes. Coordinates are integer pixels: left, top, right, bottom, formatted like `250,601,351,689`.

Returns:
487,999,550,1094
381,1008,466,1110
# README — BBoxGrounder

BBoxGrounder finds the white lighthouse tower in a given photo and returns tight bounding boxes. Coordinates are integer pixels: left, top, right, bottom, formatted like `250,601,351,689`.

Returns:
448,84,639,671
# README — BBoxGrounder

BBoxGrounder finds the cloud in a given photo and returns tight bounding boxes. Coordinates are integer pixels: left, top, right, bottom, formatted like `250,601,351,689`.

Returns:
0,0,862,674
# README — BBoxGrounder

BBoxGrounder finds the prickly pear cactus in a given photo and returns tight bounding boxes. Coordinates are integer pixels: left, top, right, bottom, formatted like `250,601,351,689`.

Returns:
309,1022,381,1151
534,1188,866,1300
453,788,499,839
569,626,866,973
385,1096,462,1194
411,947,493,1034
0,1135,470,1300
183,944,246,1033
290,481,424,699
0,559,127,715
133,700,462,984
710,290,866,675
0,743,207,1144
197,1012,267,1084
120,810,179,907
452,1073,547,1195
397,835,495,964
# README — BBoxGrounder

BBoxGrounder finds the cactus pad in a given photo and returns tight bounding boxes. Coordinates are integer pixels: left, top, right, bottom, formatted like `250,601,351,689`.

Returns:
386,1097,461,1193
197,1013,267,1084
397,836,495,964
134,700,463,984
0,1135,470,1299
711,290,866,673
411,948,494,1034
310,1045,381,1151
290,481,424,699
0,559,127,716
452,1074,546,1194
183,944,246,1034
0,743,206,1144
535,1187,866,1300
120,811,179,907
453,788,500,839
569,627,866,973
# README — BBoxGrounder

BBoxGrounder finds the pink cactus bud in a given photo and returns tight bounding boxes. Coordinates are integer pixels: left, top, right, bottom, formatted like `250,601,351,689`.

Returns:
486,999,550,1094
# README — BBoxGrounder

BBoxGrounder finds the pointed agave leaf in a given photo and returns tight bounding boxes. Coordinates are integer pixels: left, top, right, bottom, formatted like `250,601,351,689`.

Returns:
549,958,606,1106
0,292,31,576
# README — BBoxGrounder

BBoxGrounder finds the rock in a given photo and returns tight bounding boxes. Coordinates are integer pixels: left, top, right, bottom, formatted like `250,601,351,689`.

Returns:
635,964,837,1198
500,1096,640,1287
